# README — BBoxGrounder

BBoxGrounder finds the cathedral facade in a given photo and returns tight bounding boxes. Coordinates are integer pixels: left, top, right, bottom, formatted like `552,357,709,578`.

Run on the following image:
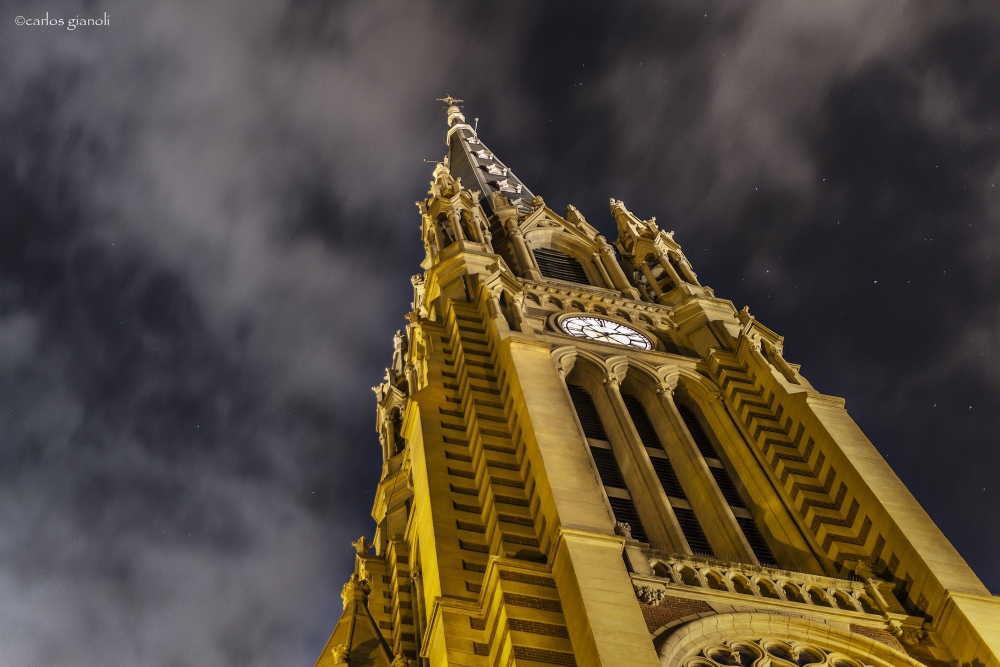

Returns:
315,100,1000,667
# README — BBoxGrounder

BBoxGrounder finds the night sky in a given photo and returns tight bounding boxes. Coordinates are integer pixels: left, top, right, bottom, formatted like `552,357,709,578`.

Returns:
1,1,999,665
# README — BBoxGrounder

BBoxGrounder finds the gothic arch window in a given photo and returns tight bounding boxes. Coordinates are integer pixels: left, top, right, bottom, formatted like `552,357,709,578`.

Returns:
533,246,592,285
674,396,780,567
566,384,649,543
659,612,926,667
620,393,713,555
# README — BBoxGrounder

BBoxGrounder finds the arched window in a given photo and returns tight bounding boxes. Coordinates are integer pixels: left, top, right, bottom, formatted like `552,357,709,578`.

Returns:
622,394,713,555
534,247,591,285
675,399,780,566
567,384,648,543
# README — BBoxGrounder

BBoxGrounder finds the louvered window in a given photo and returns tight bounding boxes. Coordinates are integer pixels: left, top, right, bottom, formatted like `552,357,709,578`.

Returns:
623,394,713,553
621,395,658,448
588,447,626,489
607,497,649,544
675,402,718,458
676,399,780,566
534,247,591,285
567,385,607,439
649,457,686,498
567,384,648,544
710,467,745,507
737,517,778,566
672,507,713,555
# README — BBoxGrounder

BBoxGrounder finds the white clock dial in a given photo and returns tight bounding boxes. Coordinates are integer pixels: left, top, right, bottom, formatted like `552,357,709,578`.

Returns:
559,316,652,350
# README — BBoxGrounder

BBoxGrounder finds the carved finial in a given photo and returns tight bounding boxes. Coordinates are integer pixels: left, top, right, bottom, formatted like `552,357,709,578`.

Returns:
614,521,633,540
352,536,371,555
436,95,464,107
331,644,350,664
341,571,371,609
566,204,588,229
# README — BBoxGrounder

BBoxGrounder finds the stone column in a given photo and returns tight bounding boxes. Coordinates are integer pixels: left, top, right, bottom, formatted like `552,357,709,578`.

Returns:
430,219,447,253
677,255,701,286
639,262,663,298
653,383,754,562
600,373,688,553
447,210,466,242
505,221,541,280
597,237,639,298
382,416,397,459
656,251,684,289
592,252,615,289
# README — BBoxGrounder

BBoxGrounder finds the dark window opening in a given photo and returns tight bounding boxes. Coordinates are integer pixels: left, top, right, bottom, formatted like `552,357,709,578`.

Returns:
650,457,686,498
567,385,607,440
674,402,718,459
673,507,713,555
607,497,649,544
621,395,659,448
588,447,627,489
710,467,745,508
534,247,591,285
567,385,648,544
737,517,778,566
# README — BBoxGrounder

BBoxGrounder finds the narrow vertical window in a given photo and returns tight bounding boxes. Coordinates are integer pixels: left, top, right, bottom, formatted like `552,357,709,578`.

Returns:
675,401,779,566
567,385,647,542
621,395,712,555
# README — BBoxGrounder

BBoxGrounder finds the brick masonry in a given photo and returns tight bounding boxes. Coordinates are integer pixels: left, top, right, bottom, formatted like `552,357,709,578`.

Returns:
849,624,906,652
639,594,714,634
512,646,577,666
508,618,570,638
503,593,563,613
499,571,557,588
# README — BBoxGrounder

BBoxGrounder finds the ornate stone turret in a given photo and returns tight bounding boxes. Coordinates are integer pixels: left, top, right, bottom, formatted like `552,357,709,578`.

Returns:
611,199,704,304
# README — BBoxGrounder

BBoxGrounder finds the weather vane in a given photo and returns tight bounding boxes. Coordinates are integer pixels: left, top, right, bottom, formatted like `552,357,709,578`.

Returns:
436,95,464,108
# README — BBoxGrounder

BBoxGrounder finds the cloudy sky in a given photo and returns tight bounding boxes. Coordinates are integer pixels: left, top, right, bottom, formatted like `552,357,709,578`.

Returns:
1,1,998,665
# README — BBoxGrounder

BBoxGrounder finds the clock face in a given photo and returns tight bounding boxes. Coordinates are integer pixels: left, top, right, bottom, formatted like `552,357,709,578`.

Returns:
560,316,653,350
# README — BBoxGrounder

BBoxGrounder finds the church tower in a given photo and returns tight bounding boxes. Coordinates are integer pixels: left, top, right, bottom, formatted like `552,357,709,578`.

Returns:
315,99,1000,667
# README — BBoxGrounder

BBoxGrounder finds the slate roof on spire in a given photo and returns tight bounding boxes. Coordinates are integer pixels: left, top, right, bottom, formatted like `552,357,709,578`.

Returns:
443,109,534,219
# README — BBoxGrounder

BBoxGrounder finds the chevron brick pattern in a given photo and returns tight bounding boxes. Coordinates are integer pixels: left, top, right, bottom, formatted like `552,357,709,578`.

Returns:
708,351,884,569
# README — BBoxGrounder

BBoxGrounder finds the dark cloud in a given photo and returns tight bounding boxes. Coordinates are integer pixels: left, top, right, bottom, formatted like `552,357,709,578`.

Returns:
0,0,998,664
